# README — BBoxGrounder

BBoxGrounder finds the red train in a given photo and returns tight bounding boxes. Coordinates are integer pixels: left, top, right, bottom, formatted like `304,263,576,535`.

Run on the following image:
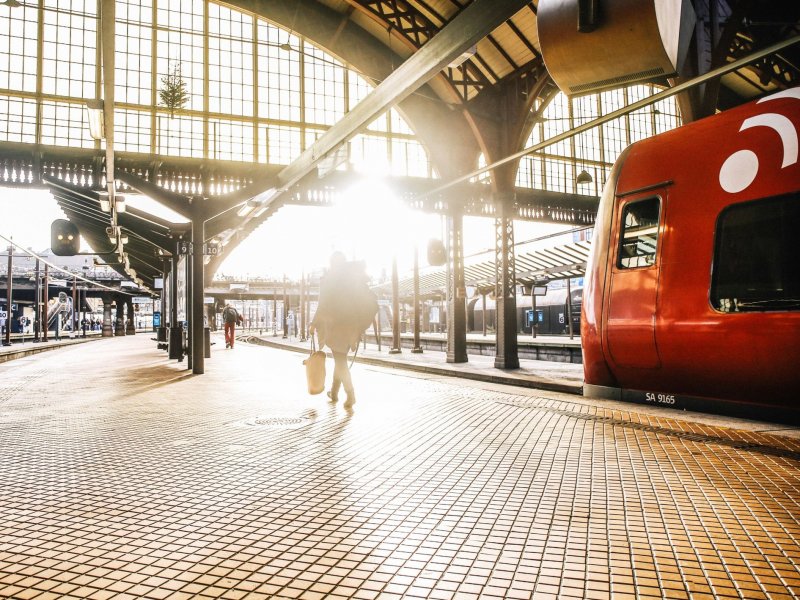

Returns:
582,87,800,422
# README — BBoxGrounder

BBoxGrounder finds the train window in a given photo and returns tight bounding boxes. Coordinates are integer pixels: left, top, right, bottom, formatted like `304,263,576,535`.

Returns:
711,193,800,313
618,197,660,269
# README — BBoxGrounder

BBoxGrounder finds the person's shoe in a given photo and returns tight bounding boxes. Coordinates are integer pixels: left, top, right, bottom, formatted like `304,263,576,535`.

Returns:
343,394,356,409
327,391,338,403
225,342,230,348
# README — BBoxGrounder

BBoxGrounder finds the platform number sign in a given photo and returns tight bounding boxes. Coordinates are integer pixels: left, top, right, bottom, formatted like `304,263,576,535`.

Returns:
203,243,221,256
177,241,193,255
0,310,6,320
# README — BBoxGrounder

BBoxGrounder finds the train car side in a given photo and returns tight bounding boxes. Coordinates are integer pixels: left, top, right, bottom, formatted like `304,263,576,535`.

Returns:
583,89,800,416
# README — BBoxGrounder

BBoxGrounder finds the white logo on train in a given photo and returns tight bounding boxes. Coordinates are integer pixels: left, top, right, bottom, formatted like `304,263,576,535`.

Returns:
719,88,800,193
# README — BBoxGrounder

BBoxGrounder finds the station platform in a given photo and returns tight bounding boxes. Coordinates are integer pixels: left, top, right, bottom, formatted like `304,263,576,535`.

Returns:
1,334,799,599
0,335,99,364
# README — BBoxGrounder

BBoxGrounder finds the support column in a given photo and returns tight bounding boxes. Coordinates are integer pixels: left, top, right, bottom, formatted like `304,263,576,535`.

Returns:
33,258,41,342
191,218,205,374
114,296,125,336
566,277,574,339
168,255,183,360
3,244,12,346
71,276,77,337
482,292,487,336
43,264,49,342
102,296,114,337
126,298,135,334
272,290,277,336
157,258,168,347
81,287,87,338
446,211,467,363
282,277,288,339
299,272,306,342
494,193,519,369
411,246,422,353
389,257,401,354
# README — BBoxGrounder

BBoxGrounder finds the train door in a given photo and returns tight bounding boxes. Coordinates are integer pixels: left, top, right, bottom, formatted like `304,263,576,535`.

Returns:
604,193,664,368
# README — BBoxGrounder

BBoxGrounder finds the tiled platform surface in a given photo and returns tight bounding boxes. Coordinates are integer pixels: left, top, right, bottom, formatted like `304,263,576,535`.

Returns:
1,335,799,600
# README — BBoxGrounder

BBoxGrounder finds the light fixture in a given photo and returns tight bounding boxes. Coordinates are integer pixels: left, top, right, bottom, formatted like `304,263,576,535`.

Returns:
279,2,300,54
253,206,269,218
85,99,105,140
99,198,111,212
576,169,593,185
1,0,23,7
119,234,129,245
115,196,126,213
236,202,255,217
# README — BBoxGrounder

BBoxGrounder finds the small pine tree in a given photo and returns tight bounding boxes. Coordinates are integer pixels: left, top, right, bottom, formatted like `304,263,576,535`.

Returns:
159,62,190,118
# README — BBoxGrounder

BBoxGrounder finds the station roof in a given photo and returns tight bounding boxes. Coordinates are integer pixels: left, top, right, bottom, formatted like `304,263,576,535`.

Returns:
236,0,799,108
375,237,592,298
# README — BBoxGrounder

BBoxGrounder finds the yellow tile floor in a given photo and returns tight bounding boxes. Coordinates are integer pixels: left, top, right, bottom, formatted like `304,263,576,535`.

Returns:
0,336,798,599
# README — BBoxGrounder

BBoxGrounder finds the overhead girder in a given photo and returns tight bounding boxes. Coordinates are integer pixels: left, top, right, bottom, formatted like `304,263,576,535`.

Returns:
340,0,494,97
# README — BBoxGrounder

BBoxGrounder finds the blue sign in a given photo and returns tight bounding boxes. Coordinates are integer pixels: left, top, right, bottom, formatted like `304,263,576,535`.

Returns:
153,312,161,327
525,310,544,326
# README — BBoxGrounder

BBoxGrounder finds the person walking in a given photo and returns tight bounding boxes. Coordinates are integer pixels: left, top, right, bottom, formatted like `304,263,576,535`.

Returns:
222,303,242,349
309,252,377,410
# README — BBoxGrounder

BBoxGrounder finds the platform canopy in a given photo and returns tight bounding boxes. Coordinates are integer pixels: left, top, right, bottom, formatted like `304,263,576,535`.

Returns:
376,238,592,298
44,176,189,290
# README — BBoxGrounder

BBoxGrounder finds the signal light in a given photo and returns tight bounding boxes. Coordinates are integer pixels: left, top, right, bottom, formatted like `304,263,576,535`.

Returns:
51,219,80,256
427,239,446,266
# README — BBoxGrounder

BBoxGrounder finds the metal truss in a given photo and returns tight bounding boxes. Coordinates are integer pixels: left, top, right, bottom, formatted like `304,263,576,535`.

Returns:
730,33,800,89
346,0,500,100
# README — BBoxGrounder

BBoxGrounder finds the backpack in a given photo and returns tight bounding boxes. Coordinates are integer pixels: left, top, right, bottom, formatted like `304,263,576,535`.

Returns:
352,281,378,333
222,306,237,324
341,262,378,334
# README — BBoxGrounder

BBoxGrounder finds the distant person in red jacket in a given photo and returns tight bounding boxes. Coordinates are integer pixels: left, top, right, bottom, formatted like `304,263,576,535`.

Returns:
222,304,242,349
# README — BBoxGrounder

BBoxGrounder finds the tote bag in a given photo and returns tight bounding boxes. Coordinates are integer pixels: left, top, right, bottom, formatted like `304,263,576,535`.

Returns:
304,336,326,395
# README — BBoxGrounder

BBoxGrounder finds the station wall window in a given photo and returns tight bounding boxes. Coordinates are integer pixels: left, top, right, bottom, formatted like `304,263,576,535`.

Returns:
256,23,300,122
0,2,38,93
115,109,151,153
40,100,95,149
260,124,302,165
711,194,800,313
116,0,153,106
0,96,37,144
618,197,660,269
41,0,97,99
